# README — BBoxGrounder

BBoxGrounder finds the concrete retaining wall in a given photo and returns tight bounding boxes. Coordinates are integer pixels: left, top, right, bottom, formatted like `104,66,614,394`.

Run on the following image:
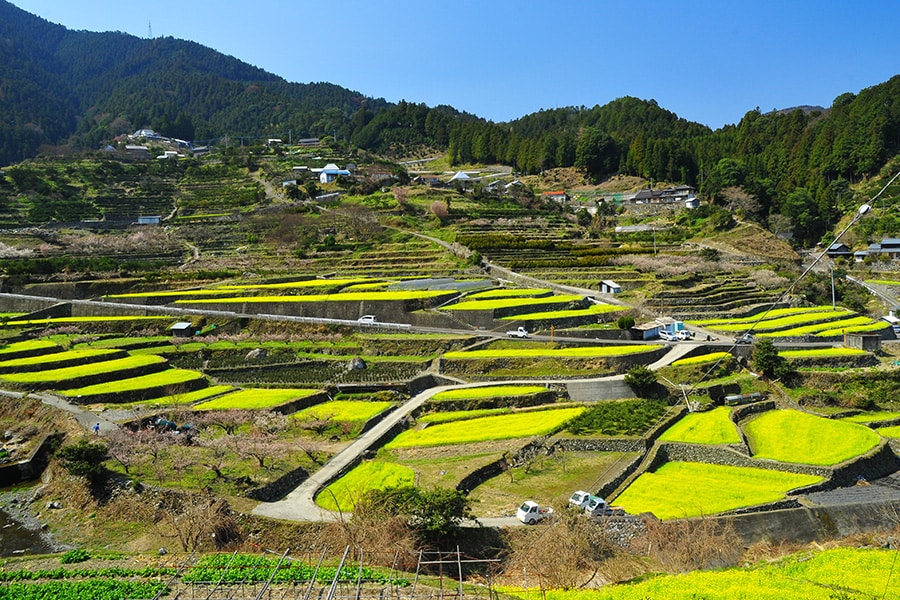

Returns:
716,499,900,545
0,433,63,486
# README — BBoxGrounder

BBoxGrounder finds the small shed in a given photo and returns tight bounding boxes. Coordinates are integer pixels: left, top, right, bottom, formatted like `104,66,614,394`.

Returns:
655,317,685,334
169,322,195,338
634,320,662,341
600,280,622,294
844,332,881,352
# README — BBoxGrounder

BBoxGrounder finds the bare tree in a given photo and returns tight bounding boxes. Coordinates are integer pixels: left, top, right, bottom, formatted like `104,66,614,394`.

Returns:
154,493,241,552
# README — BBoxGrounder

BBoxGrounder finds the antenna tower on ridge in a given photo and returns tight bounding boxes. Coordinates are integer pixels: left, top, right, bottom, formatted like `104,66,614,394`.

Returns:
148,21,153,39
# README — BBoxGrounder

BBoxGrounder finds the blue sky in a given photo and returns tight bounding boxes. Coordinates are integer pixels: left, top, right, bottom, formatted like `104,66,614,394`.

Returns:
11,0,900,129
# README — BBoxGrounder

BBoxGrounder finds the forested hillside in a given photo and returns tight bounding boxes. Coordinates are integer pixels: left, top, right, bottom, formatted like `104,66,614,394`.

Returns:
3,1,900,246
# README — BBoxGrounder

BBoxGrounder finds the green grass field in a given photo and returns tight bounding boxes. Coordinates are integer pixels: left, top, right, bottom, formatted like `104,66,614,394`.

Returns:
744,410,880,465
658,407,741,444
613,461,823,519
385,407,584,448
442,345,660,359
316,461,415,512
193,388,320,410
498,547,900,599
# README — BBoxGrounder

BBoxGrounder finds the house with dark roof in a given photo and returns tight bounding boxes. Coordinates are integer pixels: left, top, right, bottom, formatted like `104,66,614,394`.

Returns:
826,242,852,259
628,185,696,205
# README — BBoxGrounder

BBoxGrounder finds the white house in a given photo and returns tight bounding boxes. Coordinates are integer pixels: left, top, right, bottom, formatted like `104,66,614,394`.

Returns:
317,163,352,184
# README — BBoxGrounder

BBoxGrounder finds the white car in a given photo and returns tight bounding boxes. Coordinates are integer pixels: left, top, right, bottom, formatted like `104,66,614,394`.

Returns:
658,330,675,341
568,490,592,510
357,315,377,324
516,500,553,524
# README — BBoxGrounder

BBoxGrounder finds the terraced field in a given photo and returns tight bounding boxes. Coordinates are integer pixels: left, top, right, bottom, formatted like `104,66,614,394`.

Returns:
689,305,891,338
614,461,824,519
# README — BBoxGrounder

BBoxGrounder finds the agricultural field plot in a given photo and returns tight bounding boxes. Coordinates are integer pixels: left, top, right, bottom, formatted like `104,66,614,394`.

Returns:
468,450,640,517
612,461,823,519
0,347,122,372
689,306,839,328
192,387,321,411
499,303,624,321
426,385,553,410
841,410,900,424
111,384,236,409
502,547,900,600
291,400,394,424
464,288,553,300
442,345,661,360
0,339,60,358
71,336,170,350
669,351,732,367
59,368,207,400
442,294,585,311
0,354,167,386
4,315,169,326
658,406,741,444
744,410,881,465
213,277,377,291
417,408,511,424
876,425,900,438
566,398,671,437
778,348,868,359
384,406,584,448
689,307,889,337
316,460,415,511
174,290,458,304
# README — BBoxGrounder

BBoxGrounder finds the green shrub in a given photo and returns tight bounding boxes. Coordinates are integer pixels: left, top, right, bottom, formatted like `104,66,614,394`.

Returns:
59,548,91,564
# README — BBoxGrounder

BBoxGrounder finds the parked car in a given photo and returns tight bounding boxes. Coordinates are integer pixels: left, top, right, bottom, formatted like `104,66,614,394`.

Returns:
658,330,675,341
733,333,754,344
507,326,530,338
568,490,592,510
357,315,377,324
516,500,553,524
583,495,625,518
676,329,693,341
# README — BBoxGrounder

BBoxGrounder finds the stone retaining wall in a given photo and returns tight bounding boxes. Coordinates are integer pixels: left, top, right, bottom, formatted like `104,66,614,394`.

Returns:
246,465,309,502
0,433,63,486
